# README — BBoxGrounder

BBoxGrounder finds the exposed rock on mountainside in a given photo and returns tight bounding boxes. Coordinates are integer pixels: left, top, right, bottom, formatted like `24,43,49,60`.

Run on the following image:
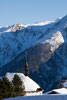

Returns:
0,15,67,91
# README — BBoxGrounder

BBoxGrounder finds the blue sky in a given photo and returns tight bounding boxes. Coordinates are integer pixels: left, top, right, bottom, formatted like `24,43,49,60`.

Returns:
0,0,67,26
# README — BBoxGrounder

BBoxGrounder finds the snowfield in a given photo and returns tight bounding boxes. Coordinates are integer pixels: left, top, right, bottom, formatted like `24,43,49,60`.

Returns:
3,94,67,100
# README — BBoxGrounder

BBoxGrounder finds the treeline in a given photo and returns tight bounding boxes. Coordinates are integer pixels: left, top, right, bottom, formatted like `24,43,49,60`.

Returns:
0,74,26,100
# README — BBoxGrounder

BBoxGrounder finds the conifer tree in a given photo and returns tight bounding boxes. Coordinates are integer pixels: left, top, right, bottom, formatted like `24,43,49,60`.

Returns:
0,79,3,100
0,77,15,99
12,74,25,96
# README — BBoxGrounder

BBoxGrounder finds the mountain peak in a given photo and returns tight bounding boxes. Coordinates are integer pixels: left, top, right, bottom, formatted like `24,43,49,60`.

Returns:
55,17,62,22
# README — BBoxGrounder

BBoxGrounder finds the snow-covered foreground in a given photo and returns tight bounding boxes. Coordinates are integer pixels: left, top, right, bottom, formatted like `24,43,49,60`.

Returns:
3,95,67,100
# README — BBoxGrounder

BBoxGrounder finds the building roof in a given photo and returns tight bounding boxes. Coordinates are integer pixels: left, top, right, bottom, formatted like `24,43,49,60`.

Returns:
46,88,67,94
5,72,40,92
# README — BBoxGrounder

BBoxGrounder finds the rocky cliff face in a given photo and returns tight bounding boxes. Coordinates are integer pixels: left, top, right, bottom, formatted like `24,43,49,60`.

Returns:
0,15,67,91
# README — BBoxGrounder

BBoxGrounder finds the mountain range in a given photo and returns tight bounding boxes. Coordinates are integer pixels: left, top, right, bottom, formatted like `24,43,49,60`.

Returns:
0,15,67,91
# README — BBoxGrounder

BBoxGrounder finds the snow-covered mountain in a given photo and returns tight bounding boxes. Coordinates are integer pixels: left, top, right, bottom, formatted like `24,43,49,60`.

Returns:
0,15,67,91
0,16,65,67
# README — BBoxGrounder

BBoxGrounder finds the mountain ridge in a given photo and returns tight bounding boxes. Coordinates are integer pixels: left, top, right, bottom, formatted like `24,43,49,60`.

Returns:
0,15,67,67
0,15,67,91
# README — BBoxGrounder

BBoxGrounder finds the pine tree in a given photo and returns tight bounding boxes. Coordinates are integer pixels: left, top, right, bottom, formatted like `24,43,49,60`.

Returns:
0,77,15,99
0,79,3,100
12,74,25,96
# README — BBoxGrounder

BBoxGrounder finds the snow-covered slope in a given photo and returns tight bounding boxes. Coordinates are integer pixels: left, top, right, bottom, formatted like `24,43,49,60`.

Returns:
5,72,40,92
0,15,67,67
3,94,67,100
